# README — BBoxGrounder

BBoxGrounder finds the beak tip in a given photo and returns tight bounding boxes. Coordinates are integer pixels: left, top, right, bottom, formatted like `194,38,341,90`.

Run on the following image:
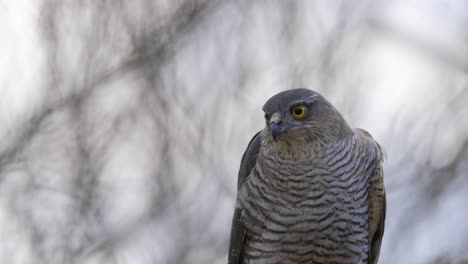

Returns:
270,124,282,142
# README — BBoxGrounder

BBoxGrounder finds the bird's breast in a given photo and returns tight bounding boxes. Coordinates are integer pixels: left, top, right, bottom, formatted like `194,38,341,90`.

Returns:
238,147,370,263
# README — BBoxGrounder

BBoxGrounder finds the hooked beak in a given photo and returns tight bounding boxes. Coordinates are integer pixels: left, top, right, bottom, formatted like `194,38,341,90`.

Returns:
269,113,287,142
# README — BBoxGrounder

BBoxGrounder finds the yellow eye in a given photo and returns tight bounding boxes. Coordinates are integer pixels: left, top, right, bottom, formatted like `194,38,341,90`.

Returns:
264,113,270,122
290,105,307,119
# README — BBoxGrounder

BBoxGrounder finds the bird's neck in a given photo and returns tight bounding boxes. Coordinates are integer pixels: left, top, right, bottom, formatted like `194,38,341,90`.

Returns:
260,140,323,161
260,130,355,161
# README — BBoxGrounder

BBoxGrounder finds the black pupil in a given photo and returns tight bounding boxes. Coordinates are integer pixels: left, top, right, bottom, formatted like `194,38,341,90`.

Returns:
294,108,303,115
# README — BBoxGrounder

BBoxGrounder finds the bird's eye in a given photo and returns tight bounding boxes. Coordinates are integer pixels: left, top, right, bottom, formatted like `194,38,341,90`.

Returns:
264,113,270,122
290,105,307,119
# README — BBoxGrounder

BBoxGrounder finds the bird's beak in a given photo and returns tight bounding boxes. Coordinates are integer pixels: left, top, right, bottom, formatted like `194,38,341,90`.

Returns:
269,113,286,142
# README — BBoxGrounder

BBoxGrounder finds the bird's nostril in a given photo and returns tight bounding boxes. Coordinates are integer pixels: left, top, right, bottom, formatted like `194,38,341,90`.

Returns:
270,117,282,125
269,113,282,125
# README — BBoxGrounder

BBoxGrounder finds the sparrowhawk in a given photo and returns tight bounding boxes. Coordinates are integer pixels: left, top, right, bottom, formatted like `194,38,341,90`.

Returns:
228,88,386,264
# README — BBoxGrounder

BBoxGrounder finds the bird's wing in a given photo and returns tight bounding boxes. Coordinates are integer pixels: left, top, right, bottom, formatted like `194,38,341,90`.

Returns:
228,131,262,264
356,128,386,264
368,164,386,264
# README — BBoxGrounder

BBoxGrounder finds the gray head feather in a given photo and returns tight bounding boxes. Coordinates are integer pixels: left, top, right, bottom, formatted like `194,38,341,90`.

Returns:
261,88,353,149
262,88,322,114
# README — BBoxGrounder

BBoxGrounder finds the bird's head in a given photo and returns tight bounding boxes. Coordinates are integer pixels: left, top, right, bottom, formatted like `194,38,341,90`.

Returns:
261,88,353,147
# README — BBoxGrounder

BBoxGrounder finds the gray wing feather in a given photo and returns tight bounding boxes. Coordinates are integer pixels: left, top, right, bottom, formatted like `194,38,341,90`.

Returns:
228,131,262,264
356,128,386,264
369,166,386,264
237,131,262,189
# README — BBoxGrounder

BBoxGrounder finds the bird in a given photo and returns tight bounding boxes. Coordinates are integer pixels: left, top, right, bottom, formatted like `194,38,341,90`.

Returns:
228,88,386,264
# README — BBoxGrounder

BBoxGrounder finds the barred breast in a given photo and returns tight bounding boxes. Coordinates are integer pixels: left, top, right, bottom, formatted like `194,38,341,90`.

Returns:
238,135,375,264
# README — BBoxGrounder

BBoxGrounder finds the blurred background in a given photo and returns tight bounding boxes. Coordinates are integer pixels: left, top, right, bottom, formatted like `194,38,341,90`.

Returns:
1,0,467,263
